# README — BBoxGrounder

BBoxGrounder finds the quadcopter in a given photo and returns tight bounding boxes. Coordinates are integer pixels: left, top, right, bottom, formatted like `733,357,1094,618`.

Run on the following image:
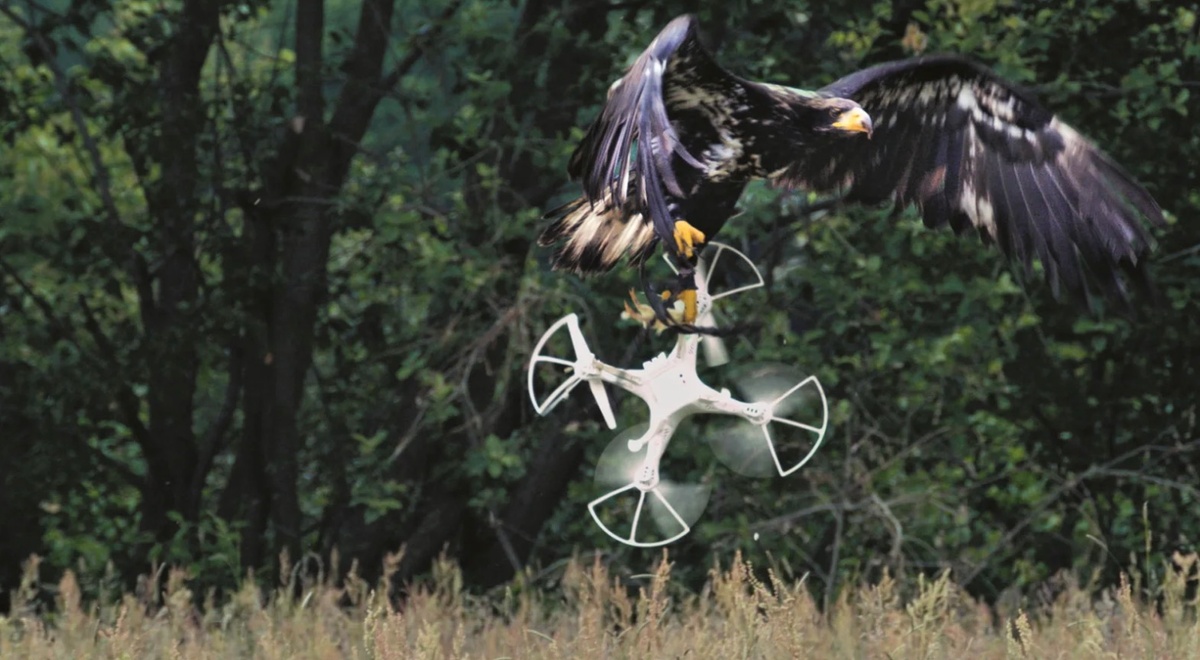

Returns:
528,243,830,547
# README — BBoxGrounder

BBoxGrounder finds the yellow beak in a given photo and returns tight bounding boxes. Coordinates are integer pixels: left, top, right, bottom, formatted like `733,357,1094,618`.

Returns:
832,107,873,137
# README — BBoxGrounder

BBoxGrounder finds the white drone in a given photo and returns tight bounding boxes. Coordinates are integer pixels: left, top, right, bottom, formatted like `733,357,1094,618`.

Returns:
527,243,829,547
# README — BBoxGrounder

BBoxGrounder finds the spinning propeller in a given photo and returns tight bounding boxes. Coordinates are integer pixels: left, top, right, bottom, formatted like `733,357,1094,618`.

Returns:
589,424,713,546
707,364,828,478
528,243,829,547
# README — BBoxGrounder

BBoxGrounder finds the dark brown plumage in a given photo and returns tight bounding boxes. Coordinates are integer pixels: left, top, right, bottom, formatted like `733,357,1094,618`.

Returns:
539,14,1164,305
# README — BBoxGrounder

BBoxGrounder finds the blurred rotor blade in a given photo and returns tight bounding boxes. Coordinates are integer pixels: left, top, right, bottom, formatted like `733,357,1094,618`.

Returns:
707,421,777,478
715,363,830,477
591,427,712,546
733,364,814,417
648,481,711,539
701,334,729,367
705,243,765,303
594,425,650,488
695,303,729,367
763,374,829,476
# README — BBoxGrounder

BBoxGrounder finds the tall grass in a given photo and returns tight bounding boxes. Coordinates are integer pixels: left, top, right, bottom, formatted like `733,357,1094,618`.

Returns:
3,550,1196,659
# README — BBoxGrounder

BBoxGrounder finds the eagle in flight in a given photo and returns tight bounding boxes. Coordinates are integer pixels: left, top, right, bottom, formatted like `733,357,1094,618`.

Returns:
539,14,1163,324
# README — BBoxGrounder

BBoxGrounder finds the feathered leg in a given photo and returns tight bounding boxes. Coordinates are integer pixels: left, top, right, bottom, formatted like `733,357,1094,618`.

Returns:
627,257,699,331
667,219,704,325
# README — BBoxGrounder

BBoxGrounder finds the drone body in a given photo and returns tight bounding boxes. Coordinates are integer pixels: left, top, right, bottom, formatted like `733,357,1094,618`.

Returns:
528,245,829,546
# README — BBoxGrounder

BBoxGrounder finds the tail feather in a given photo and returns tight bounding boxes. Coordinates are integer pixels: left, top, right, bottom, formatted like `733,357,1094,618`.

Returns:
539,194,657,275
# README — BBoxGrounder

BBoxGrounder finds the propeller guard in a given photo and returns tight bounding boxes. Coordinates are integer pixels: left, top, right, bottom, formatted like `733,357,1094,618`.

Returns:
588,483,704,548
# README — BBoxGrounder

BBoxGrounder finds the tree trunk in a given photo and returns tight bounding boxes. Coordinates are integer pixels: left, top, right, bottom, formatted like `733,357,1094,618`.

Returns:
454,0,615,587
138,0,220,542
219,0,404,569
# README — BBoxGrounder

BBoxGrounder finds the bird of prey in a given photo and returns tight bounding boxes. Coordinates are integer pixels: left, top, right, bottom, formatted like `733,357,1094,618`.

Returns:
538,14,1163,325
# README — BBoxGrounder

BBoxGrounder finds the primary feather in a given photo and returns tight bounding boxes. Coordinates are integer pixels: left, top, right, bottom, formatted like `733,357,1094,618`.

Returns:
539,14,1164,304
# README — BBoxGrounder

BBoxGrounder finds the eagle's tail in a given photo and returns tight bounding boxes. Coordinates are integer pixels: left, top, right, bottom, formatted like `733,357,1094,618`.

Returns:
538,194,657,275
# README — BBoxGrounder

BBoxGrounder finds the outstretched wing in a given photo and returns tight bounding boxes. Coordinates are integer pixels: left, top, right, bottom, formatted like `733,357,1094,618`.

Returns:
784,56,1164,303
566,14,743,257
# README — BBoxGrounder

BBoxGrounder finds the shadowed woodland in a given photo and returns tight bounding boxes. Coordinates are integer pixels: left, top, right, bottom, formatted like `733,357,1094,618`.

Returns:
1,0,1198,615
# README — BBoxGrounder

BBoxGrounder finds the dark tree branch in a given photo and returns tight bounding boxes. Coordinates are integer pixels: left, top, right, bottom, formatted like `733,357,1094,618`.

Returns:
323,0,398,184
393,493,470,586
0,258,152,455
0,257,75,340
0,260,147,490
75,295,152,449
379,1,463,91
195,346,244,495
296,0,326,121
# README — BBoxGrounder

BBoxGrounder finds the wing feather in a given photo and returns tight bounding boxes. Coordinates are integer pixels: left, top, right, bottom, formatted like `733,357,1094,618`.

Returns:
565,15,732,255
943,129,973,236
787,55,1163,305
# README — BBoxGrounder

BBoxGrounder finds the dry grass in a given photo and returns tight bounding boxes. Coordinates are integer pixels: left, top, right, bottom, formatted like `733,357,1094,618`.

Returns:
3,550,1197,659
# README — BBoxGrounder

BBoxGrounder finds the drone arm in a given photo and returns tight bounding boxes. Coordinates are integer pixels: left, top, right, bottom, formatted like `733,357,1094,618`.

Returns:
692,384,750,416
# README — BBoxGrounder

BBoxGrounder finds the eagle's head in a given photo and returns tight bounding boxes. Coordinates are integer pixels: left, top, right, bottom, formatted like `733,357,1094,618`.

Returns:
811,97,873,138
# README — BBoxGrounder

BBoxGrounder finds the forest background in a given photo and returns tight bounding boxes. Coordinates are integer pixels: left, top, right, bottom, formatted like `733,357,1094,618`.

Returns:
1,0,1198,616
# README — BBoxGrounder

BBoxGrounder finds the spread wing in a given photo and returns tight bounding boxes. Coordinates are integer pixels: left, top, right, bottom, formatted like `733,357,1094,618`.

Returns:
566,14,745,258
784,56,1164,303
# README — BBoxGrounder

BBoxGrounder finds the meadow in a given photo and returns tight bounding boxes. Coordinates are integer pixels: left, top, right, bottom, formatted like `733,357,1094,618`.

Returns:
4,551,1197,659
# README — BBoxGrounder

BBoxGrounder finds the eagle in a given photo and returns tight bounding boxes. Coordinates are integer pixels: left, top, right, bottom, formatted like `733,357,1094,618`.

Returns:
538,14,1163,325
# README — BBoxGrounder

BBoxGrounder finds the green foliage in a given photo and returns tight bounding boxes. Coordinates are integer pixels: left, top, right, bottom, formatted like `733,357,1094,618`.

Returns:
0,0,1197,607
148,512,244,590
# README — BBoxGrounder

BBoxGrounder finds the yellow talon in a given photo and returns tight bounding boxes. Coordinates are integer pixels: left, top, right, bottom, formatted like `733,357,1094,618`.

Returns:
622,289,662,328
678,288,697,324
673,220,706,259
621,288,696,331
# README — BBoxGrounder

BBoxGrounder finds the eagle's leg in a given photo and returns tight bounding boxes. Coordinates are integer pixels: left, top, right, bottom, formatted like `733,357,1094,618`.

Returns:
629,222,703,329
637,262,674,325
652,265,700,326
672,267,699,325
669,220,704,325
631,265,697,328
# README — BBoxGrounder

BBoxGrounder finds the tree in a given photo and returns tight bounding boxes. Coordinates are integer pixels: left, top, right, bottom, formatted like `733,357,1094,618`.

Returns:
0,0,467,585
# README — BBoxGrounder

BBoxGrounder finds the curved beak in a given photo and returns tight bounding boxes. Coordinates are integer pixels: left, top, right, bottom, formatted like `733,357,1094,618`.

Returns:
832,107,873,137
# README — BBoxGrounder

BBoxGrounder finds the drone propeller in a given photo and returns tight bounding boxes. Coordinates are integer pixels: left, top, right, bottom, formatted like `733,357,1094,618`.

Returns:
588,425,712,547
527,314,617,429
707,364,829,477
